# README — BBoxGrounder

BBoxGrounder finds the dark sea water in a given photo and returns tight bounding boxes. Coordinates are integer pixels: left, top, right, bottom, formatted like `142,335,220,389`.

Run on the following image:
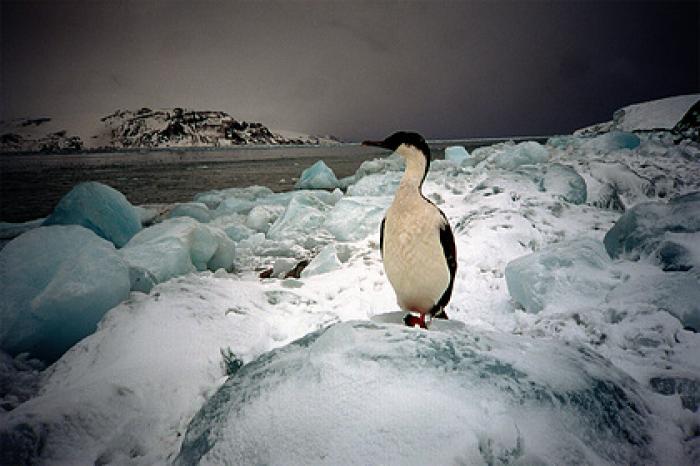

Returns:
0,138,547,223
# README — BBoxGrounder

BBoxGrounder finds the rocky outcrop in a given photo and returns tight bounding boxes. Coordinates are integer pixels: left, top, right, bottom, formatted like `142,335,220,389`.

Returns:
0,108,338,153
0,118,83,153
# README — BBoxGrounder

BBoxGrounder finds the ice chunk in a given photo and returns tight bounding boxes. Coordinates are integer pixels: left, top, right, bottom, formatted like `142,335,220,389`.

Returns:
652,232,700,272
245,205,285,233
0,225,130,362
444,145,470,164
43,181,141,247
295,160,339,190
346,172,402,197
588,162,653,210
121,217,235,284
167,202,212,223
604,192,700,260
213,197,256,216
493,141,549,170
606,269,700,332
584,131,641,152
353,153,405,179
301,244,342,277
210,214,255,241
176,321,653,465
505,238,618,313
542,163,587,204
266,192,333,242
0,218,44,241
194,186,273,210
322,196,389,241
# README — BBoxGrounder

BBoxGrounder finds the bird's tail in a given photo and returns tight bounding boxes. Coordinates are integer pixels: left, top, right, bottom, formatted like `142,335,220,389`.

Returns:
431,306,449,320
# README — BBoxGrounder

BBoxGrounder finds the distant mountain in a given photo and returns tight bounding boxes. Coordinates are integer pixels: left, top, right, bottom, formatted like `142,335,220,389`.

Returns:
575,94,699,142
0,108,340,153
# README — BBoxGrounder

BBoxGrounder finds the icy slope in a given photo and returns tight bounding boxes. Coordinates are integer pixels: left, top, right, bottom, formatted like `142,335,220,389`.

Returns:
2,118,700,464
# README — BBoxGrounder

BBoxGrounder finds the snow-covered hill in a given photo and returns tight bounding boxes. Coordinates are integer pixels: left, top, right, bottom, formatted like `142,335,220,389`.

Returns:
576,93,699,141
0,108,339,153
1,95,699,464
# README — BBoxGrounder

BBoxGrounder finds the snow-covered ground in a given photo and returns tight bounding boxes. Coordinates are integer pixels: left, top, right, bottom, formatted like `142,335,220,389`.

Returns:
1,96,700,465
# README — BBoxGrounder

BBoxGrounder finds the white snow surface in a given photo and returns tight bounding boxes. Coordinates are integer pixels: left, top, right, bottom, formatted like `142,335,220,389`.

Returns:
615,94,699,132
2,128,700,465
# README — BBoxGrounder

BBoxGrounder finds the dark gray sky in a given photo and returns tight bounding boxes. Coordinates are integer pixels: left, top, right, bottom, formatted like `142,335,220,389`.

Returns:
1,1,698,141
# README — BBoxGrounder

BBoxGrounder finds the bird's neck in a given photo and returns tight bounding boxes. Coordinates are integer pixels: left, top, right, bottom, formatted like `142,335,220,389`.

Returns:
397,152,427,197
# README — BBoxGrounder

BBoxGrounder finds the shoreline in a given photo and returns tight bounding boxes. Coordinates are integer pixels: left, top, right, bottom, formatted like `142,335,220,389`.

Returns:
0,136,551,223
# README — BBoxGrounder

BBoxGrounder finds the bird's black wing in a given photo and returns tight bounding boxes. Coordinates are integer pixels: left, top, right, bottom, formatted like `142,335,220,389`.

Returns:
379,217,386,258
435,212,457,313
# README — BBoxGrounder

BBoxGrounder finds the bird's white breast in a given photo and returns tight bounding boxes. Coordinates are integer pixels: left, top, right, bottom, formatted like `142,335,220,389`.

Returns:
382,191,450,313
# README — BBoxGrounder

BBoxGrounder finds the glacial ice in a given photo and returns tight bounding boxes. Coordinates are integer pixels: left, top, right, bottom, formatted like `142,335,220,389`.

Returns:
493,140,549,170
444,145,470,163
121,217,235,285
43,181,141,248
584,131,641,152
176,321,654,466
167,202,212,223
0,225,130,362
505,238,618,313
295,160,339,190
322,196,389,241
604,192,700,260
301,244,342,277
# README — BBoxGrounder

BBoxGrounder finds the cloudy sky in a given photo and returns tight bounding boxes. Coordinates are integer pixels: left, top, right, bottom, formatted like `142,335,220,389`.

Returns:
1,0,698,141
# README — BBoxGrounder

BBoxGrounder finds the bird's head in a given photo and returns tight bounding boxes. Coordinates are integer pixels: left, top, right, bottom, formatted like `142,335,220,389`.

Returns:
362,131,431,185
362,131,430,162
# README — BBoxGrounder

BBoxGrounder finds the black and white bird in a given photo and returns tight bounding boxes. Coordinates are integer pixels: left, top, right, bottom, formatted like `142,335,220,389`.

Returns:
363,132,457,329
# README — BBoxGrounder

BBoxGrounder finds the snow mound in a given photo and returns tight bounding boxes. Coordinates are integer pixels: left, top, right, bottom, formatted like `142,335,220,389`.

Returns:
505,238,618,313
0,226,130,362
176,320,653,466
43,181,141,248
604,192,700,260
614,94,699,132
295,160,339,190
121,217,235,287
444,145,470,163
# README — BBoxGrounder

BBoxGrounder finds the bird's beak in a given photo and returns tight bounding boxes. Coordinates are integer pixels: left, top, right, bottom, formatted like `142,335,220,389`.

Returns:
362,140,387,149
